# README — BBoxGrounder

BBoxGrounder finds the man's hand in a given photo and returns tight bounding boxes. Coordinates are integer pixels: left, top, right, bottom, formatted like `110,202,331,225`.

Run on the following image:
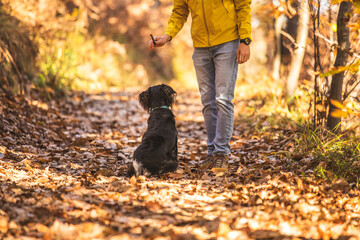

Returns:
236,43,250,64
148,34,171,50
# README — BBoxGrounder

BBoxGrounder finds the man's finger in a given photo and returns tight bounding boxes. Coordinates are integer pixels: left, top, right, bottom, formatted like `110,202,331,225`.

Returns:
154,36,163,43
241,54,245,63
150,41,154,50
243,55,248,63
148,41,152,50
154,40,162,47
243,54,248,62
149,40,153,49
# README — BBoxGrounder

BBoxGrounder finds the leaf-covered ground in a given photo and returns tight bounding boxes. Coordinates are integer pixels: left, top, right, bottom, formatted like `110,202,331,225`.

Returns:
0,89,359,240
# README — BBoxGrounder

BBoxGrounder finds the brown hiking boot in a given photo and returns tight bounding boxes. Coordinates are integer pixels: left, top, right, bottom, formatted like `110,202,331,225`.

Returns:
200,155,214,170
211,153,229,172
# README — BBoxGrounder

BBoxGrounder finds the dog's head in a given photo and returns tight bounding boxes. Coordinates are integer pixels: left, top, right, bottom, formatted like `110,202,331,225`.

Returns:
138,84,176,112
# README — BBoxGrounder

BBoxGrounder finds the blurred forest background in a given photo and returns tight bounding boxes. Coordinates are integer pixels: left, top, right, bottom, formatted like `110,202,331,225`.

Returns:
1,0,359,123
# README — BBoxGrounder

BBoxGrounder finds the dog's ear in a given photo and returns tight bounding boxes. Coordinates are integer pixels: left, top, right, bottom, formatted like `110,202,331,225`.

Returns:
161,84,177,107
138,89,151,112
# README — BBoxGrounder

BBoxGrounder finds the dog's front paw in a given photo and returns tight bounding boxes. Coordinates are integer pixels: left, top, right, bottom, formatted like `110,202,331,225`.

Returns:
126,162,135,177
132,160,142,177
132,160,152,177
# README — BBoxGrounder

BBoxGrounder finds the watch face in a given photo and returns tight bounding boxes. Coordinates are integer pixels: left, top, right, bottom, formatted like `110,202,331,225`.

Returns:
241,38,251,45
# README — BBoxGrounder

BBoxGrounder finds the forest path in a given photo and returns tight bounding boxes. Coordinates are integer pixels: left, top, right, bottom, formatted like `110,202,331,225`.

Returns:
0,89,359,240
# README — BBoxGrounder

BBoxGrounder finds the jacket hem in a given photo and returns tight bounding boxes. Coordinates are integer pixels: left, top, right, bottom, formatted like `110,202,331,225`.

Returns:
193,36,240,48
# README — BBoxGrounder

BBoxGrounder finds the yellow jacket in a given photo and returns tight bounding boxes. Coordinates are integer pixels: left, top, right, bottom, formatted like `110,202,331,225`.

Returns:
165,0,252,48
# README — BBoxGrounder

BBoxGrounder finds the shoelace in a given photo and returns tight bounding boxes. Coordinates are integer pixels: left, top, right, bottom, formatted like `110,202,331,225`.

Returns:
213,155,227,168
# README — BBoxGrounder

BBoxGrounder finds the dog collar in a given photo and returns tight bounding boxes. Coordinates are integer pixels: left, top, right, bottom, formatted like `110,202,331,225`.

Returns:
149,105,169,113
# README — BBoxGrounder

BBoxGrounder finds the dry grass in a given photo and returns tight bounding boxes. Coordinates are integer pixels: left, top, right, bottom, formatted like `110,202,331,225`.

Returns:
0,8,37,94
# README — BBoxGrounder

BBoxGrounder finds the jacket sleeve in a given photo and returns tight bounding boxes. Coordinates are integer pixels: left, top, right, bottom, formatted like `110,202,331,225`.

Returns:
164,0,189,39
233,0,252,40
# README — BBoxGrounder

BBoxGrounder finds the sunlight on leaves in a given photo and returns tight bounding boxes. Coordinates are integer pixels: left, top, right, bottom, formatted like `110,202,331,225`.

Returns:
319,61,360,78
332,0,350,4
330,99,346,110
330,99,359,119
330,23,337,32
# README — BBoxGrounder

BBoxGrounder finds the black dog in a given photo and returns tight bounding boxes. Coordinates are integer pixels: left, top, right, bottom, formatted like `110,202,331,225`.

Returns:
132,84,178,176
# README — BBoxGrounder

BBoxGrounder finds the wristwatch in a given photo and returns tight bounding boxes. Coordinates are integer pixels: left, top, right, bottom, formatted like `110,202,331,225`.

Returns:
240,38,251,45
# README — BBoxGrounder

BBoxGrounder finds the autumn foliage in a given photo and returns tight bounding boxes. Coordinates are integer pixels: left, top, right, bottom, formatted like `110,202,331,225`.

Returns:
0,0,360,239
1,87,360,239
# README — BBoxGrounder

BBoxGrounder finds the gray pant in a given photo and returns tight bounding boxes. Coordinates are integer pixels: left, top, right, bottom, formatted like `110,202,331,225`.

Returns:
192,39,239,156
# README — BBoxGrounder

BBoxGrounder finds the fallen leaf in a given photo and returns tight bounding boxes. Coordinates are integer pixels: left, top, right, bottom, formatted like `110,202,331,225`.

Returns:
0,216,8,234
168,172,185,179
145,201,162,212
217,222,231,237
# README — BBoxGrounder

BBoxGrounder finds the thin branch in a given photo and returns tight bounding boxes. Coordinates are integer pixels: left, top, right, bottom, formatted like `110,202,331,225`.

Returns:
315,30,360,59
280,30,300,48
343,73,360,101
282,41,294,55
0,46,24,84
316,0,328,88
311,8,318,129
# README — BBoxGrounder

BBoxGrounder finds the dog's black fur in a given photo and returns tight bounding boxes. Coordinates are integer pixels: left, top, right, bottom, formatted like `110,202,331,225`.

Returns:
132,84,178,176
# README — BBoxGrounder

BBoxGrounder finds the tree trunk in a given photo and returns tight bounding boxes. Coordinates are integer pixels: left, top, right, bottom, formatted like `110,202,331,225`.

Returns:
272,14,285,81
327,1,351,132
285,0,310,101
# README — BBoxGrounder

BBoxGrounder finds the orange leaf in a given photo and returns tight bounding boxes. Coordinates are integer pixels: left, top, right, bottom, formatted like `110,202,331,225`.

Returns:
130,175,137,185
330,99,345,109
332,0,348,4
311,70,321,75
330,109,348,118
168,172,185,179
0,216,8,234
145,201,162,212
316,104,326,112
217,222,231,236
23,160,34,173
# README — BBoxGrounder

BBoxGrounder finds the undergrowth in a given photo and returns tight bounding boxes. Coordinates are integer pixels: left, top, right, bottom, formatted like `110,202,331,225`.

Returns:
235,77,360,187
0,8,37,94
294,126,360,187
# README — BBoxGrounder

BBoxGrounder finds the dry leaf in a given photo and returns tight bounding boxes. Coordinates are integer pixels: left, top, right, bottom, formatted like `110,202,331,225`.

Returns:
168,172,185,179
145,201,162,212
130,175,137,185
23,160,34,173
217,222,231,237
0,216,8,234
330,99,345,110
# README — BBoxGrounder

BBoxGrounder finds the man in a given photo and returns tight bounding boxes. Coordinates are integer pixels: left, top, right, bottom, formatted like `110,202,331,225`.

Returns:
148,0,252,171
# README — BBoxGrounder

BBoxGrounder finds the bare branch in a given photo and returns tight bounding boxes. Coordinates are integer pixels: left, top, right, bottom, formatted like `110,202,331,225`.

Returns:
343,73,360,101
280,30,299,48
315,30,360,60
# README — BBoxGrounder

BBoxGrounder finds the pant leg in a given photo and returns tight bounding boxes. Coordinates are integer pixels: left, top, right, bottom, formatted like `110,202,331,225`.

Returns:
212,39,239,155
192,47,217,155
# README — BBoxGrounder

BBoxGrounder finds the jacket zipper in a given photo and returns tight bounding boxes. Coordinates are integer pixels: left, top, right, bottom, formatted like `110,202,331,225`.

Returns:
201,0,211,47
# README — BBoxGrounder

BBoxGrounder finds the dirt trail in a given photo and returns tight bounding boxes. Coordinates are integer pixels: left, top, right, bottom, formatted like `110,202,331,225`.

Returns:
0,89,359,240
